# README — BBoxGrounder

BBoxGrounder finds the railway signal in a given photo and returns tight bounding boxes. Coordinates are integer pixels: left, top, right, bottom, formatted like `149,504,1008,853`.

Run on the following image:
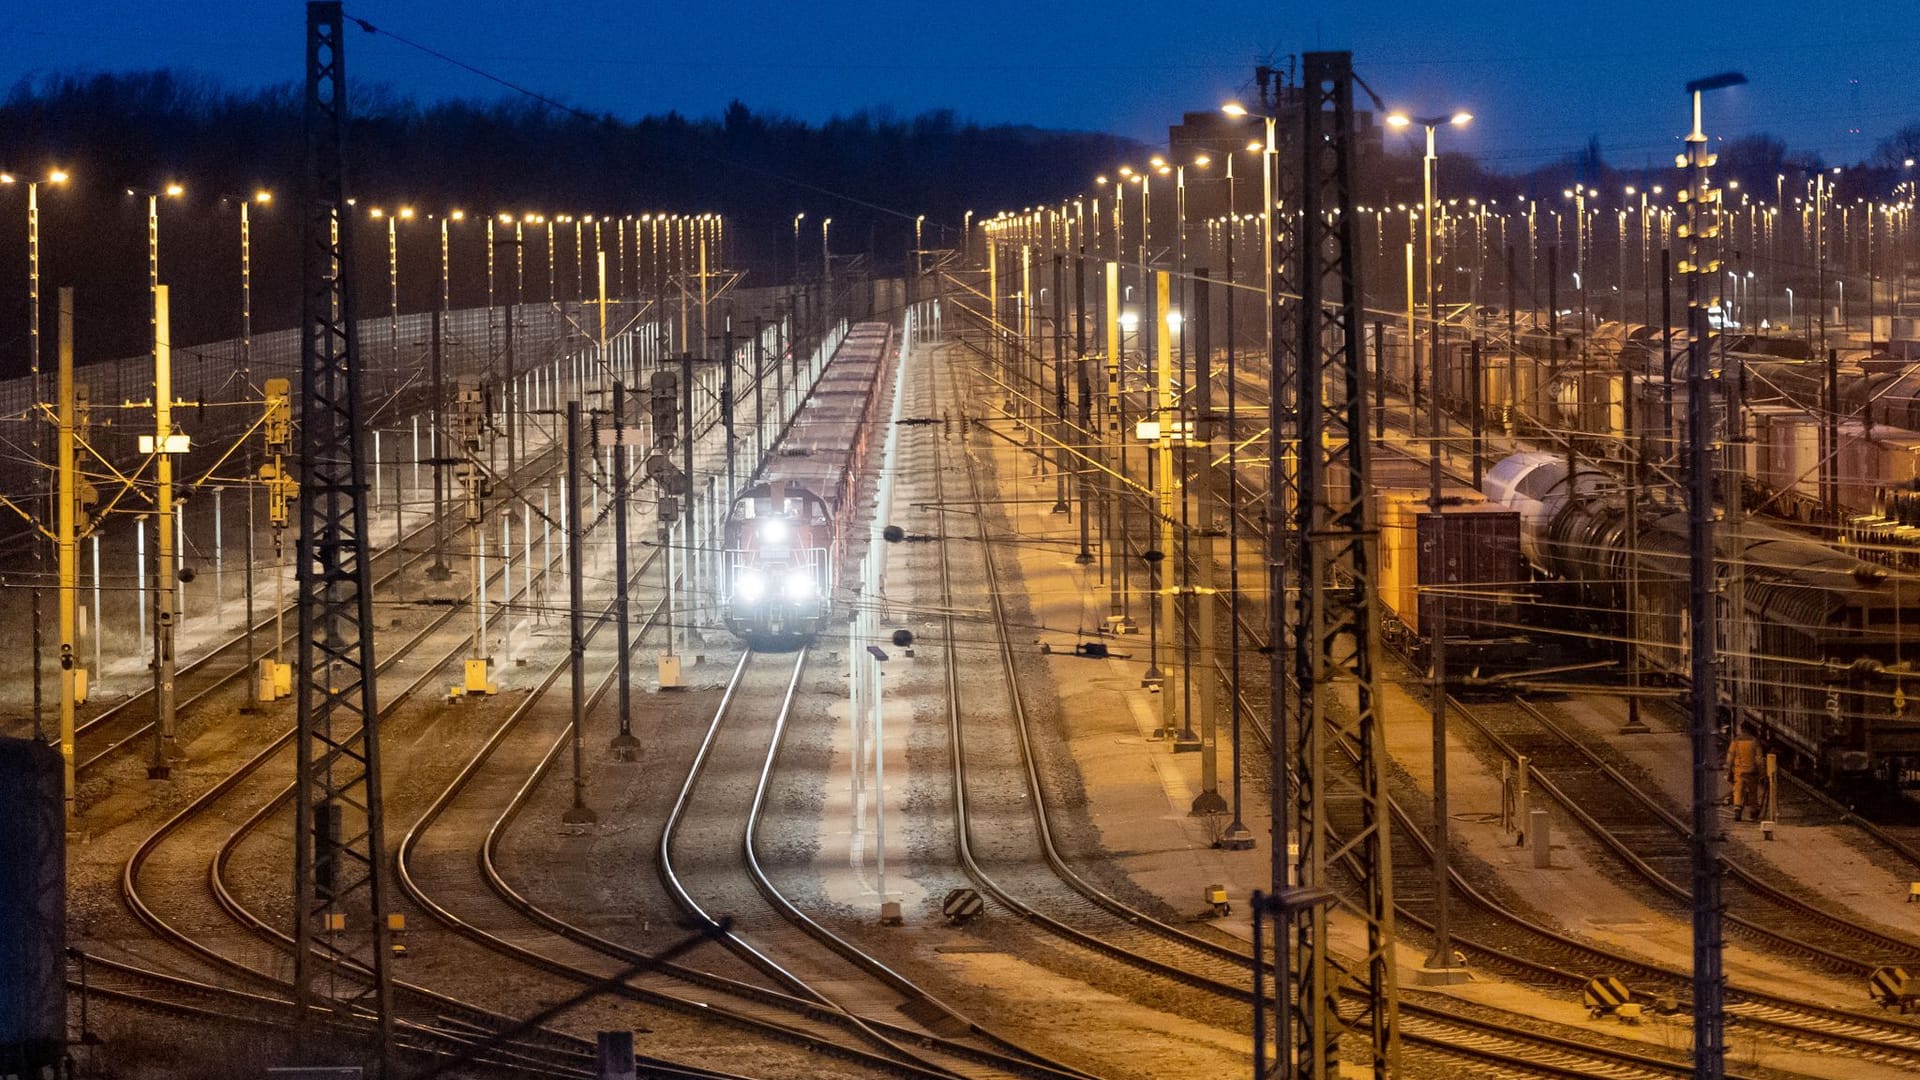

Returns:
649,369,680,450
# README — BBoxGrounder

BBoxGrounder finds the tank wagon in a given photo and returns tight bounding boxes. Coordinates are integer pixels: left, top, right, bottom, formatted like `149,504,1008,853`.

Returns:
1484,451,1920,790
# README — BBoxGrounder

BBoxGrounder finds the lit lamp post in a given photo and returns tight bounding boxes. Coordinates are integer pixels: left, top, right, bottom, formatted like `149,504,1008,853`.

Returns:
1388,105,1474,987
135,181,186,776
1223,96,1290,944
792,212,805,284
2,166,70,743
229,189,269,693
1094,175,1122,263
1386,110,1473,422
1563,183,1591,354
371,206,443,579
822,216,833,283
1215,142,1257,850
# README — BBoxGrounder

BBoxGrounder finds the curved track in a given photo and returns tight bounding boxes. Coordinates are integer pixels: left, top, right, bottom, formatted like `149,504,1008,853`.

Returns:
72,440,560,780
1194,430,1920,1068
944,333,1747,1078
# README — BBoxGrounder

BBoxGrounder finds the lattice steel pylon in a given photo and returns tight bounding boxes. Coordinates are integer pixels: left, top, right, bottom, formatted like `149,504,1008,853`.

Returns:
1290,51,1400,1078
1261,56,1304,1075
291,0,396,1061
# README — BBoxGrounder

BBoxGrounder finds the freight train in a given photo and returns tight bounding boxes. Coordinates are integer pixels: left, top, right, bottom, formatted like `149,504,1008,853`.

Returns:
1481,451,1920,791
721,321,894,648
1398,317,1920,537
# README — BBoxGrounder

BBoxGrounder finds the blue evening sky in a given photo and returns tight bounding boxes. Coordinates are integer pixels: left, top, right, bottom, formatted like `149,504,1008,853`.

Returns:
2,1,1912,170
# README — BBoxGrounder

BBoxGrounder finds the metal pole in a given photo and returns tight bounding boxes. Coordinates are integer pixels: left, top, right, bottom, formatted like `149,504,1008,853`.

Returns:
57,288,77,819
149,282,179,776
1683,77,1734,1080
1422,124,1437,430
723,323,737,506
680,349,696,654
1075,252,1095,565
1053,253,1071,513
753,319,767,469
1148,272,1172,702
1424,290,1456,976
243,441,257,708
30,182,44,739
1623,338,1647,735
1469,339,1483,488
91,535,101,710
1192,269,1225,809
612,382,638,758
214,488,225,623
509,220,522,473
564,400,597,824
428,305,451,578
1223,234,1252,848
1506,245,1518,440
1251,893,1267,1079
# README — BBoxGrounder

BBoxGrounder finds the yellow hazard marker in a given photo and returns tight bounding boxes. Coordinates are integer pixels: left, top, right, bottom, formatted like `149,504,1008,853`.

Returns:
1871,966,1920,1013
1582,975,1633,1018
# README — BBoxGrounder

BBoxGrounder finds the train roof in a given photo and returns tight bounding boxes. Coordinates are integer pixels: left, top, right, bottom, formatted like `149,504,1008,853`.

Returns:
744,318,893,512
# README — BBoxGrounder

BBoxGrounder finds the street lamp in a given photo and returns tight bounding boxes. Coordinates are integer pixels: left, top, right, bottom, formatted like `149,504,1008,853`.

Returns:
792,212,805,284
1387,104,1473,987
1172,154,1210,291
127,181,185,775
1386,109,1472,422
822,216,832,282
2,166,70,753
1226,93,1303,1058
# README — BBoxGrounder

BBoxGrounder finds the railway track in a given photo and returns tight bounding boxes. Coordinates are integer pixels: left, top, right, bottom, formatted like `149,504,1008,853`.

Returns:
70,439,561,780
388,328,1085,1080
1200,526,1920,1069
1469,692,1920,973
67,948,595,1077
120,527,601,1073
106,407,755,1078
947,333,1743,1078
396,559,973,1080
663,646,1094,1080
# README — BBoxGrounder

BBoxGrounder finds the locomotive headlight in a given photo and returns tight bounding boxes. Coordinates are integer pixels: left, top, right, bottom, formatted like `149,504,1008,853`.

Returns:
783,569,815,601
736,569,766,602
759,518,788,544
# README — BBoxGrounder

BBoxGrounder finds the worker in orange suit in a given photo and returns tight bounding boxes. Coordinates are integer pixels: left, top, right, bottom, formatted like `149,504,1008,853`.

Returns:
1725,725,1763,822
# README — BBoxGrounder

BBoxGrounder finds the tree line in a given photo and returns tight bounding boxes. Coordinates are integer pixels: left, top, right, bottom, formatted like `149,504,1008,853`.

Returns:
0,70,1142,378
